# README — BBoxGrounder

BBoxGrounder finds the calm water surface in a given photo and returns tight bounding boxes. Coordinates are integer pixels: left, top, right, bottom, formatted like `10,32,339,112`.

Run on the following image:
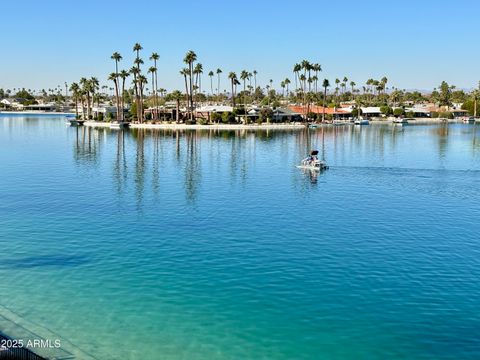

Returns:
0,116,479,359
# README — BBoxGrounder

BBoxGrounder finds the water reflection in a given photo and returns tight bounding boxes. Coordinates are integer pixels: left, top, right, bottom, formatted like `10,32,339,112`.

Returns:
70,124,480,209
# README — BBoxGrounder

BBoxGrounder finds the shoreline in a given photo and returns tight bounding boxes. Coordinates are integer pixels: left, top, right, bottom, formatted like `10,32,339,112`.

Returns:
84,121,308,130
83,118,471,130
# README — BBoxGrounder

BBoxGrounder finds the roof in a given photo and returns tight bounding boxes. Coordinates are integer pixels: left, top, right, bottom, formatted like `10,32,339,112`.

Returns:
288,105,351,115
361,107,381,114
196,105,233,112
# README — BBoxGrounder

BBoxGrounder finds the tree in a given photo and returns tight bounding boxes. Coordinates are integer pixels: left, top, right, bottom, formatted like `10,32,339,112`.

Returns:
110,52,122,121
133,43,144,122
216,68,222,97
149,52,160,120
208,71,214,95
69,82,80,118
171,90,183,123
322,79,330,122
148,66,157,119
437,81,453,107
228,72,238,107
119,70,129,119
183,50,197,118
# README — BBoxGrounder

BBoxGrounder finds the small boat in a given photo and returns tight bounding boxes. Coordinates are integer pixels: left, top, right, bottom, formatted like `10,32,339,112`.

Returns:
393,118,409,124
110,122,130,129
68,119,85,126
297,150,329,171
308,124,318,129
354,117,369,125
333,120,346,126
463,117,476,124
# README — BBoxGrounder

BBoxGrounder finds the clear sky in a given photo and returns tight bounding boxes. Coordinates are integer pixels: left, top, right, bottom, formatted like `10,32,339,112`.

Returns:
1,0,479,93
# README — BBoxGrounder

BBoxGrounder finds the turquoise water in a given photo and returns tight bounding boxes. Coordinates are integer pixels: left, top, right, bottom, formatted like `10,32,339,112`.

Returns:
1,116,480,359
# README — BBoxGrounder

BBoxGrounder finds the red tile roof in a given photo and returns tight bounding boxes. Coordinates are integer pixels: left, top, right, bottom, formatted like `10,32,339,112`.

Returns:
288,105,350,114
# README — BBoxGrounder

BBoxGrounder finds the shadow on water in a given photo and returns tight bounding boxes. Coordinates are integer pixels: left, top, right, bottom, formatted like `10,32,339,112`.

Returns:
0,254,91,269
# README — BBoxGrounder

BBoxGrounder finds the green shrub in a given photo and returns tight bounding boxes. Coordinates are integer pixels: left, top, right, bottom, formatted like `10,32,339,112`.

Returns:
406,111,415,118
393,108,405,117
210,112,221,123
431,111,439,118
98,112,104,121
221,111,235,124
380,106,393,115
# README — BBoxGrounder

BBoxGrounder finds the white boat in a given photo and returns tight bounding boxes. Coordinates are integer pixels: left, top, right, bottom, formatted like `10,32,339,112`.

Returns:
110,122,130,129
333,119,346,126
393,118,409,124
297,150,329,171
354,117,369,125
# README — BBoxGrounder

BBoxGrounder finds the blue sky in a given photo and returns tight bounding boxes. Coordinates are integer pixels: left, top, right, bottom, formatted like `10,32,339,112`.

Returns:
1,0,479,93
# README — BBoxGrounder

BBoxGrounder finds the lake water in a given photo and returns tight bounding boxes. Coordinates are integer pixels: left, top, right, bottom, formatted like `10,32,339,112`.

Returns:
1,116,479,359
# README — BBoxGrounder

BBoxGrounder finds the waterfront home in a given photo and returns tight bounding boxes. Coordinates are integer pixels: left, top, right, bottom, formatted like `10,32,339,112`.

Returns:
0,98,25,109
288,105,351,119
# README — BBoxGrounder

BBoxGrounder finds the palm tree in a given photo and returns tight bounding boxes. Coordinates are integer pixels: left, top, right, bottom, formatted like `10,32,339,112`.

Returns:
183,50,197,118
149,52,160,120
280,81,285,97
69,82,80,118
108,73,119,121
293,63,301,94
148,66,157,118
216,68,222,97
228,72,238,107
133,43,144,122
110,52,122,121
119,70,129,120
350,81,356,100
180,68,190,112
171,90,183,123
208,71,214,96
284,78,291,98
193,63,203,101
322,79,330,122
253,70,258,90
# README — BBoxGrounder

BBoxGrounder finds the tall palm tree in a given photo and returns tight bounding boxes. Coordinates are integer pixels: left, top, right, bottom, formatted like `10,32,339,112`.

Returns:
240,70,249,121
322,79,330,122
180,68,190,112
350,81,356,100
284,78,291,98
208,71,214,96
253,70,258,91
133,43,144,122
119,70,129,120
111,52,122,121
148,66,157,118
130,66,140,121
69,82,80,118
108,73,119,121
171,90,183,123
216,68,222,97
193,63,203,102
183,50,197,118
149,52,160,120
228,72,238,107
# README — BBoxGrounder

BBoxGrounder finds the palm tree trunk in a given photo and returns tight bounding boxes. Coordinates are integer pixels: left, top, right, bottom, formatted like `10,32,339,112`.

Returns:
323,87,327,122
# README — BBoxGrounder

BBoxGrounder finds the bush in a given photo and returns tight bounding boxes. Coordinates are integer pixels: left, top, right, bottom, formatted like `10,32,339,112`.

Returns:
221,111,235,124
430,111,439,118
351,108,362,117
98,112,104,121
406,111,415,118
380,106,393,116
210,112,221,123
393,108,405,117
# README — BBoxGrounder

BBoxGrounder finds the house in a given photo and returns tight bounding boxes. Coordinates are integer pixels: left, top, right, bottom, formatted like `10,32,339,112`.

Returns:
0,98,25,109
360,107,382,117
